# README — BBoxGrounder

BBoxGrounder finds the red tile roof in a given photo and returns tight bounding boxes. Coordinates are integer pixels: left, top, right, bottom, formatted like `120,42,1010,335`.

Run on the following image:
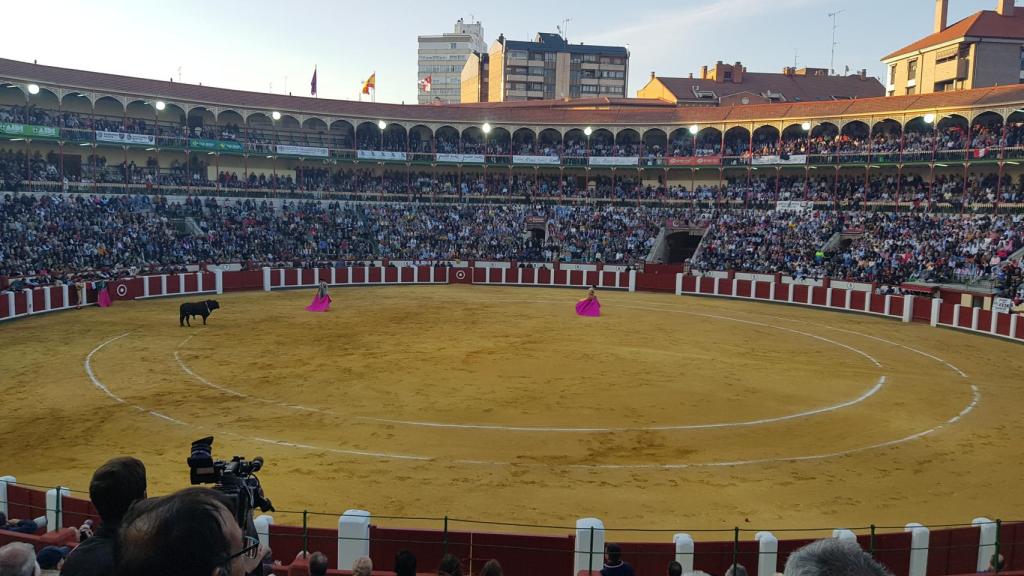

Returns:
654,72,885,104
882,9,1024,61
1,58,1023,127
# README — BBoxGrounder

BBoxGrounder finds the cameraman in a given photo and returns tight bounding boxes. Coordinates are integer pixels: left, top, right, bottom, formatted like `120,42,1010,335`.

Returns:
115,487,265,576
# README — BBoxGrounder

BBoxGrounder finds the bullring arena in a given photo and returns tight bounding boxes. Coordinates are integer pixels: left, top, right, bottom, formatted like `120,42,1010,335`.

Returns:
3,27,1024,573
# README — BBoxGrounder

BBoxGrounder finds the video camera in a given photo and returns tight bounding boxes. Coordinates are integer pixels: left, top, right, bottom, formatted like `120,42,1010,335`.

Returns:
187,436,275,532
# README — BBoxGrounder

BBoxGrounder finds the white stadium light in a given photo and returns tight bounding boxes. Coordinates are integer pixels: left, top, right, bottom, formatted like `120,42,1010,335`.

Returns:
272,111,282,121
801,122,811,131
923,113,935,124
27,83,40,95
378,120,387,130
688,124,698,135
583,126,593,136
155,100,166,111
482,122,492,134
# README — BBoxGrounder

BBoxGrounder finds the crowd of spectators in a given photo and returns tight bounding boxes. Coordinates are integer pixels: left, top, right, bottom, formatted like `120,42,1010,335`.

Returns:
3,191,1023,300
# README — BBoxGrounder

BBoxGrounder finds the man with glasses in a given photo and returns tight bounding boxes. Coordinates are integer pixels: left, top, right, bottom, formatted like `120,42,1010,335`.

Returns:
115,487,264,576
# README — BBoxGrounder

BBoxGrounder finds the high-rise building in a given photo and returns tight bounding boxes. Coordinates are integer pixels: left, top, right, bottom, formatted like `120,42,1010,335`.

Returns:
461,51,489,103
481,32,629,102
881,0,1024,96
417,18,486,104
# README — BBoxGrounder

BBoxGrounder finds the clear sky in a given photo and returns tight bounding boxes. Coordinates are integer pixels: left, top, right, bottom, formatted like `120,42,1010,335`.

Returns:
1,0,1000,105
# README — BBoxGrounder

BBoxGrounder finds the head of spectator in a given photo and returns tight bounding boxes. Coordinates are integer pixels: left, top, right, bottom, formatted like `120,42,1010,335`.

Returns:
439,553,463,576
309,551,329,576
480,559,503,576
91,456,147,529
115,487,262,576
35,546,68,574
783,539,891,576
352,556,373,576
988,553,1005,572
0,542,38,576
602,543,634,576
668,561,683,576
726,563,749,576
395,550,417,576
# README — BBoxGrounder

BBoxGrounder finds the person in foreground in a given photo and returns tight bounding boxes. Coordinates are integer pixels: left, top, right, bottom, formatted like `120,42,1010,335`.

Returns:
114,487,264,576
576,286,601,317
306,280,332,312
783,538,892,576
0,542,38,576
601,543,634,576
62,456,147,576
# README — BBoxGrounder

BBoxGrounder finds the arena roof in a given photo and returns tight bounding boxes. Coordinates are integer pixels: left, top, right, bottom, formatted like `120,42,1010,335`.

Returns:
2,58,1023,126
882,9,1024,61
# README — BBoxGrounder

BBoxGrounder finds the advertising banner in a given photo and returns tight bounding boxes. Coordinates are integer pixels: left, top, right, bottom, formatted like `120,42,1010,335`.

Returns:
666,156,722,166
513,155,561,165
436,153,485,163
189,138,244,153
589,156,639,166
96,131,156,145
276,144,329,158
356,150,407,161
775,200,814,212
0,123,59,138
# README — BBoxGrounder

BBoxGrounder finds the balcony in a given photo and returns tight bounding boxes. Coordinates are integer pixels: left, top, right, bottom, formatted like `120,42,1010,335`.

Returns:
933,57,969,82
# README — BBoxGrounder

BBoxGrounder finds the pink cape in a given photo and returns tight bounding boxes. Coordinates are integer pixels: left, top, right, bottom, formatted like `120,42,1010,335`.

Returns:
575,297,601,317
305,294,332,312
97,287,112,308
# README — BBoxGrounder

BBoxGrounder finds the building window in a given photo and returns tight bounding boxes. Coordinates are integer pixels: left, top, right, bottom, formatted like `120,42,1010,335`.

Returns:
450,43,457,49
907,59,918,80
906,85,916,95
1020,47,1024,81
583,54,599,63
508,50,528,59
581,85,598,93
723,70,733,80
888,64,896,85
545,52,556,61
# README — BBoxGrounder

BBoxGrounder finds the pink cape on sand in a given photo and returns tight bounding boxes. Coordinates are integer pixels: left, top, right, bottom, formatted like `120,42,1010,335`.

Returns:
575,297,601,317
97,286,112,308
305,294,332,312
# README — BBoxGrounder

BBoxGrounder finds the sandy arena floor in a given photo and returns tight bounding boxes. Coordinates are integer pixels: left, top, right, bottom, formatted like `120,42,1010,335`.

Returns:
1,285,1020,537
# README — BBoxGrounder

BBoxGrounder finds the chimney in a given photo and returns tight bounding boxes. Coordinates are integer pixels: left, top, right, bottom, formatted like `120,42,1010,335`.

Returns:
700,65,708,79
996,0,1014,16
934,0,948,33
733,61,743,83
858,68,867,78
650,71,656,81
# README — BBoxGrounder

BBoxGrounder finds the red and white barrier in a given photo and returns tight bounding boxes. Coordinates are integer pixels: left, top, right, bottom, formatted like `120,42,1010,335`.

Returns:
261,265,450,291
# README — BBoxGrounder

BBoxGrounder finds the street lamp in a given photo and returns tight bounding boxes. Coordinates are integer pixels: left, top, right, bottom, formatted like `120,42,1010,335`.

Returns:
271,111,281,121
155,100,166,111
482,122,492,134
801,122,811,131
923,113,935,124
688,124,699,157
688,124,698,135
583,126,593,159
377,120,387,130
27,83,39,95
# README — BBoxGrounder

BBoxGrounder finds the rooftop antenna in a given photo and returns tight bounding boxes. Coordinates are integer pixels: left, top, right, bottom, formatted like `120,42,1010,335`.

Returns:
177,66,182,82
558,18,571,42
828,9,844,75
793,48,799,69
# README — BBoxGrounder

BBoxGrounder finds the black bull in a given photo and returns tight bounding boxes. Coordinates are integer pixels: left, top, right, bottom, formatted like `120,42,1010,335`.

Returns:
179,300,220,326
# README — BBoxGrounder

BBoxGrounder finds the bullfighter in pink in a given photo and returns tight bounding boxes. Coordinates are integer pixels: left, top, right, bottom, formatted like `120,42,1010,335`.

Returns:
575,286,601,317
305,280,332,312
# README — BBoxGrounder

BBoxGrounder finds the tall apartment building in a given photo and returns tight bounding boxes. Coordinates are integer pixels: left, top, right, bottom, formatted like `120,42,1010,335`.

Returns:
417,19,486,104
480,32,628,101
881,0,1024,96
461,51,489,103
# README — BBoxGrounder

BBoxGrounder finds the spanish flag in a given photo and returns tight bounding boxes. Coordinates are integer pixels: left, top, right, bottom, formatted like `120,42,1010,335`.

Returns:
362,72,376,95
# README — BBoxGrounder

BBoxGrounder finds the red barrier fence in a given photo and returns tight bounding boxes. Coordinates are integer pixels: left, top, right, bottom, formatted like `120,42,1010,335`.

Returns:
1,481,1020,576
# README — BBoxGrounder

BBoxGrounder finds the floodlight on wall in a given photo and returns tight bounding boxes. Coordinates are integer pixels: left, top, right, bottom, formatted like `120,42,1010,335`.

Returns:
27,84,40,95
923,113,935,124
155,101,166,111
272,111,282,121
583,127,593,136
482,122,492,134
378,120,387,130
688,124,699,135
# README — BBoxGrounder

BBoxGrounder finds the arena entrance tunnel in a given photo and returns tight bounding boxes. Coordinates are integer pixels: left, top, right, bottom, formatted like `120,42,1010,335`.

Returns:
663,230,706,264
